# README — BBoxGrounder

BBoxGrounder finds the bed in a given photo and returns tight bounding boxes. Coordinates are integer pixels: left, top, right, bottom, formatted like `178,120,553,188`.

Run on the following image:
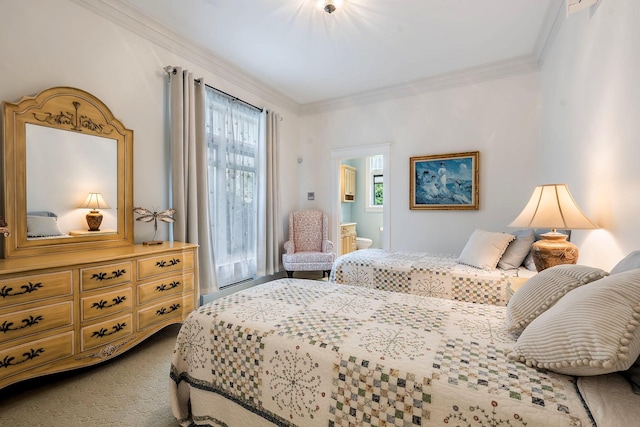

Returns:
169,277,628,427
329,249,536,306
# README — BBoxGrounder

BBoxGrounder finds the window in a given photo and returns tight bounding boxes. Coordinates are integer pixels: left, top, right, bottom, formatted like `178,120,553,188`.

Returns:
366,155,383,212
205,87,262,288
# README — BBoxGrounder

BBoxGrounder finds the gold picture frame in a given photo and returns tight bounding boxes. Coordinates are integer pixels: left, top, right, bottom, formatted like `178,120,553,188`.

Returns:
410,151,479,210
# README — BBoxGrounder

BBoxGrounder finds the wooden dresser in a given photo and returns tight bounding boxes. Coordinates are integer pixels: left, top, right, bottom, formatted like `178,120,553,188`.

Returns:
0,242,198,389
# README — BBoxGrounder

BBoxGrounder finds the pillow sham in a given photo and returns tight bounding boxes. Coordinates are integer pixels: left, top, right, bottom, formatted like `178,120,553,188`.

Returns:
457,229,515,270
498,229,535,270
507,269,640,376
505,264,608,333
26,215,64,238
610,251,640,275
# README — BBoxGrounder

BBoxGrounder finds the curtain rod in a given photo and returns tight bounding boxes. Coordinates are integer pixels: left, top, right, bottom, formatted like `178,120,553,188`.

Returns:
201,81,263,113
164,65,263,112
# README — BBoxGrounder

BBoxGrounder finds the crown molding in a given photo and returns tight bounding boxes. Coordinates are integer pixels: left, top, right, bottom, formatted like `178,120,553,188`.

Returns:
71,0,558,117
69,0,301,113
299,54,541,115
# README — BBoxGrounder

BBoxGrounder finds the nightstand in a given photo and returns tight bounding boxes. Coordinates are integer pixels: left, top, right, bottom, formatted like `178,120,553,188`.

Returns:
69,228,117,236
506,277,529,302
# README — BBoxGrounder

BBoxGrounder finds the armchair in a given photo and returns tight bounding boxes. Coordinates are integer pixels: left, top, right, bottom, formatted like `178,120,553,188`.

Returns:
282,209,336,278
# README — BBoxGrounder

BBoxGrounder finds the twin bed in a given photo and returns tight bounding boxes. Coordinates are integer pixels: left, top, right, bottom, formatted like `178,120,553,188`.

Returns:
170,246,640,426
328,249,535,306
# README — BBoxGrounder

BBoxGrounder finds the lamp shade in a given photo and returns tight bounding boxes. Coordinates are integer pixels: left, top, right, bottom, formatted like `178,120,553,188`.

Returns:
509,184,598,230
78,193,110,210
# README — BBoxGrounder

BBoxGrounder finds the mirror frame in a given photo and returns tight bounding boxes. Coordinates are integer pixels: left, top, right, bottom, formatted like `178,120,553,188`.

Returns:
2,86,133,258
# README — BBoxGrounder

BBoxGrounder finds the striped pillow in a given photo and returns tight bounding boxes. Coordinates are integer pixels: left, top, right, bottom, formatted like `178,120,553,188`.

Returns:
505,264,608,333
507,269,640,376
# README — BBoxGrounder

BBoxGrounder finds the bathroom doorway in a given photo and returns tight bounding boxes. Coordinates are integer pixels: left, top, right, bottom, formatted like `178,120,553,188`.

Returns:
330,143,390,255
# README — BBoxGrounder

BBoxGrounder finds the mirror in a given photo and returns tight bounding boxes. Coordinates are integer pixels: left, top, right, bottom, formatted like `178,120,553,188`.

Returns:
2,87,133,258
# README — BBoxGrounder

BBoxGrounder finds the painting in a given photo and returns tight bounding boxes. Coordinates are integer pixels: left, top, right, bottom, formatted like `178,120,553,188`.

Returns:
410,151,479,210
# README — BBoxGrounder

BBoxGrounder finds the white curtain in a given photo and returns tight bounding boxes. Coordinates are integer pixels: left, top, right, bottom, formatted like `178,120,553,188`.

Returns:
169,67,218,295
205,88,262,286
257,110,282,276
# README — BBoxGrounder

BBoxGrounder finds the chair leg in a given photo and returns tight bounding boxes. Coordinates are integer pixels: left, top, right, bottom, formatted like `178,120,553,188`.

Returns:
286,271,293,278
323,270,331,278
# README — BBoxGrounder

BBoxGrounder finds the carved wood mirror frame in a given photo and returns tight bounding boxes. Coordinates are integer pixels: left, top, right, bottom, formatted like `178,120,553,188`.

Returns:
1,87,133,258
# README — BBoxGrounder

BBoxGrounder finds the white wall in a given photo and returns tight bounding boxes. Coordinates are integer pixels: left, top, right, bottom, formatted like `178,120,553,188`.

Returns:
0,0,300,243
300,73,541,255
540,0,640,270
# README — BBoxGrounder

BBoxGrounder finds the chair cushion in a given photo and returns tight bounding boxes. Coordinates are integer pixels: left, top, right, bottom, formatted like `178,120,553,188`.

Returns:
292,210,324,252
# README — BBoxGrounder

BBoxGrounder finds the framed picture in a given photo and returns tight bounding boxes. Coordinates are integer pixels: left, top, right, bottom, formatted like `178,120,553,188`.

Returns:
410,151,479,210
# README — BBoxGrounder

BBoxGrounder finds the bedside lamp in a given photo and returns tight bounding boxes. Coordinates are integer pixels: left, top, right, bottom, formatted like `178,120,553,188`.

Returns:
509,184,598,272
78,193,110,231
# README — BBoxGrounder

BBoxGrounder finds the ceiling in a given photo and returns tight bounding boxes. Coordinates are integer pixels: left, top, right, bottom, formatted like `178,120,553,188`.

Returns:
116,0,558,106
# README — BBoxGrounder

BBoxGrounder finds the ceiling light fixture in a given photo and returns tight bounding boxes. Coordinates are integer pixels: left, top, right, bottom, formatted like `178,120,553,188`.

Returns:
324,1,336,14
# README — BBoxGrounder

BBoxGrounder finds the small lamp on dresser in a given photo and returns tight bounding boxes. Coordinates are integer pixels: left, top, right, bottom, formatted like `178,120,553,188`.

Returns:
78,192,110,231
509,184,598,272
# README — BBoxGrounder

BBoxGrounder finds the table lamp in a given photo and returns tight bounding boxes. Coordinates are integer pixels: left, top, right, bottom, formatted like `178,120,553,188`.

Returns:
509,184,598,271
78,192,110,231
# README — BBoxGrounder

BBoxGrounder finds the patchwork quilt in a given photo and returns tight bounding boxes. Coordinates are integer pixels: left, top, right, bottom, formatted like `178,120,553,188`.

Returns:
170,278,594,427
329,249,536,306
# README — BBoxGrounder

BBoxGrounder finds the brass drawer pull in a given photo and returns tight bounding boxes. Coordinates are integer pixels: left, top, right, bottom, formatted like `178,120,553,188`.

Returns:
1,315,44,333
155,258,181,268
156,304,180,316
90,269,127,282
156,281,180,292
91,296,127,310
91,322,127,338
0,282,43,298
0,348,45,368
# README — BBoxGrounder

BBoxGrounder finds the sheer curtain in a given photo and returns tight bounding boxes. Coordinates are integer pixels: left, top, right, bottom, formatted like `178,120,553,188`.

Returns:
168,67,218,295
205,88,262,287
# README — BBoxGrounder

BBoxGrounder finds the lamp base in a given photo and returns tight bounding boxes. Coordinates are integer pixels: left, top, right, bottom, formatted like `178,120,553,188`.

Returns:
86,209,103,231
531,232,578,272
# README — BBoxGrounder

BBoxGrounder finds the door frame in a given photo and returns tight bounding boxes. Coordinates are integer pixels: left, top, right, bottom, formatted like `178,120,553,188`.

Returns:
330,143,391,254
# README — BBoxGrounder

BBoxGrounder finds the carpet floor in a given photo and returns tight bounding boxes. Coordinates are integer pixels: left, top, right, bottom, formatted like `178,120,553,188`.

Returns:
0,324,182,427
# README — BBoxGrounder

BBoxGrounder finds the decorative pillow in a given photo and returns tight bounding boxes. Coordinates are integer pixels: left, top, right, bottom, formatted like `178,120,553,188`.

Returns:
498,229,535,270
507,269,640,376
457,229,515,270
523,229,572,271
623,357,640,395
26,215,63,238
505,264,608,333
610,251,640,275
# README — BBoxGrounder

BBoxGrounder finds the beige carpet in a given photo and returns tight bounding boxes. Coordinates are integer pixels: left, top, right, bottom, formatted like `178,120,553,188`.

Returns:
0,324,182,427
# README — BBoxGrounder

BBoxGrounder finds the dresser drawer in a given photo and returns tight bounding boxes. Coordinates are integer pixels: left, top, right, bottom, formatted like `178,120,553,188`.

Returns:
0,301,73,343
0,331,74,378
81,313,132,351
0,271,72,308
137,294,194,331
137,251,194,279
137,272,194,305
81,286,133,321
80,261,132,291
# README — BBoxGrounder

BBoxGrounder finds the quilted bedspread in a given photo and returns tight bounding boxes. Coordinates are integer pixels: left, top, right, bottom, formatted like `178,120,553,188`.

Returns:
329,249,536,306
170,278,593,427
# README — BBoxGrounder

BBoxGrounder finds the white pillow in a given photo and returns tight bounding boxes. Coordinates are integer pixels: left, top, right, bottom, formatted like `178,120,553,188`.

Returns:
26,215,63,237
457,229,515,270
498,229,535,270
507,269,640,376
610,251,640,275
505,264,608,333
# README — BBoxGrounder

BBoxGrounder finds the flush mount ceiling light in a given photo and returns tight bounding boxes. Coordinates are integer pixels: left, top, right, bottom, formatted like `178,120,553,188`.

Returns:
317,0,346,14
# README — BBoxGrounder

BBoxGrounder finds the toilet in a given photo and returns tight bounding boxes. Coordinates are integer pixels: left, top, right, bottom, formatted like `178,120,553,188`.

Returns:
355,237,372,250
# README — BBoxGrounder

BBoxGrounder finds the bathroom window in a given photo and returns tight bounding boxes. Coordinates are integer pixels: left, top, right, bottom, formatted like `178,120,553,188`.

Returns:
366,155,383,212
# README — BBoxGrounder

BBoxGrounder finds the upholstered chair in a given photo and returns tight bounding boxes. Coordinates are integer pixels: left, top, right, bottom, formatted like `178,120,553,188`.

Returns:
282,209,336,278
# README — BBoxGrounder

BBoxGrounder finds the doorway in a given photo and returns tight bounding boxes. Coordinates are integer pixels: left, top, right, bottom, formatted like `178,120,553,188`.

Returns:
330,143,391,254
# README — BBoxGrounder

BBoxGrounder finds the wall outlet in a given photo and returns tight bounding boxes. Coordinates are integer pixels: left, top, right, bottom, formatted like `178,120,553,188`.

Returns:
307,192,315,200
